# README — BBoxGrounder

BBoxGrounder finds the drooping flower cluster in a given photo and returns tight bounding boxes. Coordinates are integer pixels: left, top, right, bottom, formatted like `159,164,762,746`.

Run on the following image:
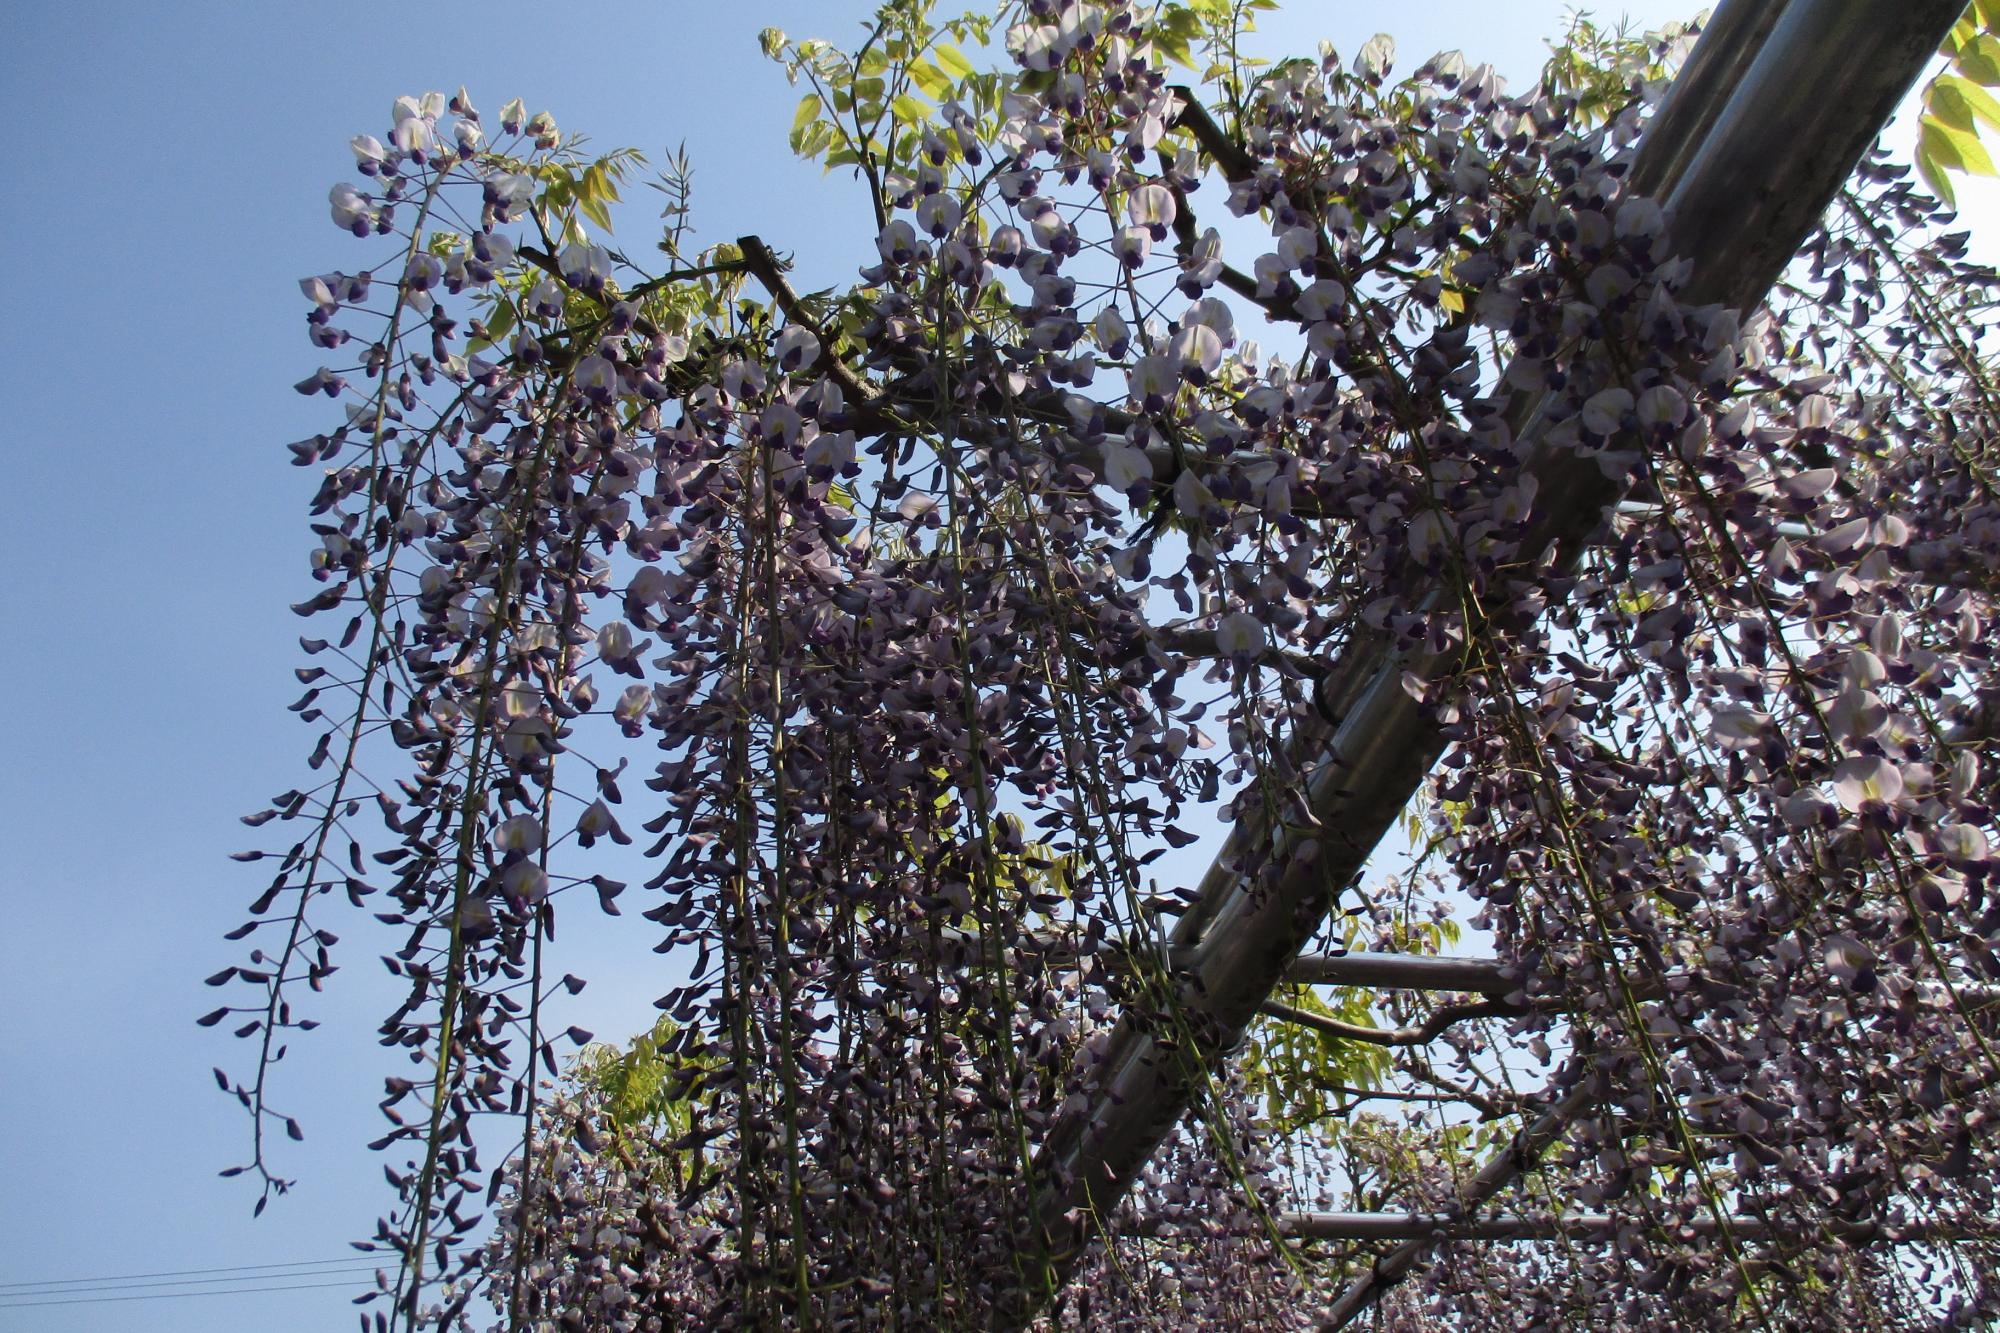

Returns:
215,2,2000,1328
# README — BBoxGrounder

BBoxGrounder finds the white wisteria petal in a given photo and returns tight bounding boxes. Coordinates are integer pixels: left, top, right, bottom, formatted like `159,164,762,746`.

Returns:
501,681,541,721
1292,279,1347,322
1170,324,1224,378
1936,823,1990,862
1581,388,1633,437
1636,384,1687,428
1407,509,1454,564
1127,355,1177,406
329,183,373,231
1710,707,1770,750
503,861,549,904
1275,226,1316,270
494,815,544,852
1780,468,1838,499
1101,444,1153,492
1127,184,1176,233
1181,297,1234,342
774,325,821,373
1214,611,1266,659
613,684,651,726
597,622,634,662
1833,755,1904,812
1173,469,1218,519
1093,306,1130,358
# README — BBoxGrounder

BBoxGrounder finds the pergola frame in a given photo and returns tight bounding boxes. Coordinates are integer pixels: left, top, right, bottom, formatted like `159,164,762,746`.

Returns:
983,1,1978,1327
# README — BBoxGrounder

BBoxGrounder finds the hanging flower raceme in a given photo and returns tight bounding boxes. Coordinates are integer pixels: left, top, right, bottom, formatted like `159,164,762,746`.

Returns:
217,3,2000,1329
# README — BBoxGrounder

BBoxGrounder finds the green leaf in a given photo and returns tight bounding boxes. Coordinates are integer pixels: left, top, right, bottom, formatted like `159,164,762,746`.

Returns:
1961,32,2000,85
1941,73,2000,130
537,163,575,213
908,58,953,101
933,42,975,82
472,297,518,353
792,93,820,135
1931,80,1980,132
795,122,835,161
891,92,931,124
1918,149,1960,210
575,164,616,233
577,192,614,234
1923,114,1998,176
1157,6,1202,67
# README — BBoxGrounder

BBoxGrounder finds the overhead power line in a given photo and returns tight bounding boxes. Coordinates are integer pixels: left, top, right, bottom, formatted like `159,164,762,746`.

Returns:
0,1276,372,1310
0,1263,384,1301
0,1254,374,1289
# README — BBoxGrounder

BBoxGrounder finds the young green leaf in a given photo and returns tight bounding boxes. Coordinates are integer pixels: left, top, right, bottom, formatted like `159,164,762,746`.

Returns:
1919,137,1963,208
1939,72,2000,129
792,93,820,136
909,58,954,101
1960,31,2000,85
1924,114,1997,177
933,42,976,82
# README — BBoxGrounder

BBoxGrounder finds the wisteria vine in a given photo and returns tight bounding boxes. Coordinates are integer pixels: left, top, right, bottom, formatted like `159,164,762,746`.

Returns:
213,2,2000,1328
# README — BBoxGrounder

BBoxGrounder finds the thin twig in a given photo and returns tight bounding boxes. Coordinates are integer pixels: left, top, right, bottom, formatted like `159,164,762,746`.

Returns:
1258,997,1522,1048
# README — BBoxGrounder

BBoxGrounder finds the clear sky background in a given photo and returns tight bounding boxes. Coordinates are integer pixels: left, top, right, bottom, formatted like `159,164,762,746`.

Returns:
1,2,1987,1328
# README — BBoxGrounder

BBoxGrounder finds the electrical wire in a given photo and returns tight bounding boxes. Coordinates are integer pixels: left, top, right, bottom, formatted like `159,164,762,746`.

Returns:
0,1255,412,1312
0,1254,376,1288
0,1276,378,1309
0,1263,385,1300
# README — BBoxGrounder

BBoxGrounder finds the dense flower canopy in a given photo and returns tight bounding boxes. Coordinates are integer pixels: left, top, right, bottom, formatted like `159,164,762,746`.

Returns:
215,2,2000,1328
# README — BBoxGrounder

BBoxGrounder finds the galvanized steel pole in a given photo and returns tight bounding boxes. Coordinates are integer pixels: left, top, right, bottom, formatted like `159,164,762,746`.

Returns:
1003,1,1969,1325
1312,0,1970,1324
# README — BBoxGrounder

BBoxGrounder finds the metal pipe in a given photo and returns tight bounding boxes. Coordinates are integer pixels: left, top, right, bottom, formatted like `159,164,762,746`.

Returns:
1625,0,1792,199
1314,1077,1595,1329
1311,0,1974,1324
1006,3,1969,1327
1280,1210,1996,1245
937,930,1517,995
1283,951,1513,995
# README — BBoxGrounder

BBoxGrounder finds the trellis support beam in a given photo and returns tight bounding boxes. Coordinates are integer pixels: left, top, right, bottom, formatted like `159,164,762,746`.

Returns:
1007,1,1968,1327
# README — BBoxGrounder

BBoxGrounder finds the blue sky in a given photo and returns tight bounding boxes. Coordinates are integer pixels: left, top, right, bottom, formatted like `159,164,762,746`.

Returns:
1,2,1977,1327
